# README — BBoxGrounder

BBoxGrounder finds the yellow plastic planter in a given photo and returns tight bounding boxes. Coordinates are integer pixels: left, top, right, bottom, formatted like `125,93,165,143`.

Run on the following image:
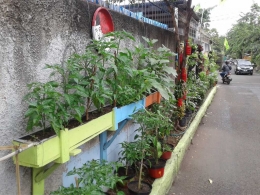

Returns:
13,111,114,168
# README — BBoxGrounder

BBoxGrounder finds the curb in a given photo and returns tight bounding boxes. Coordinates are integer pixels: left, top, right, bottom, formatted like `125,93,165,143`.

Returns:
150,86,217,195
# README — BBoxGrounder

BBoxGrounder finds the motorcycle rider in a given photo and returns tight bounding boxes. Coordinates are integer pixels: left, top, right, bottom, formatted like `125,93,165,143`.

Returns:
220,60,231,78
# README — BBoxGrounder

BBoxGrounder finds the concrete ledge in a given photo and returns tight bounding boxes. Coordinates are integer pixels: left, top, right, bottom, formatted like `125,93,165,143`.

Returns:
150,86,217,195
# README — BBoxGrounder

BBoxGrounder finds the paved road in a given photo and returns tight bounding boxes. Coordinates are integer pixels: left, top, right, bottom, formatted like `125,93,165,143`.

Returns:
168,73,260,195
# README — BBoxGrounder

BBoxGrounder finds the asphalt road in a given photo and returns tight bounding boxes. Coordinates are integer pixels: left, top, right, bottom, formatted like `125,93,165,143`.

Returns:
168,73,260,195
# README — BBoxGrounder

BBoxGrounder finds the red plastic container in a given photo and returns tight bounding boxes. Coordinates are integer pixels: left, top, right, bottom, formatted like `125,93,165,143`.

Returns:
160,151,172,160
179,53,183,64
148,167,165,179
181,67,187,82
186,41,191,55
177,98,183,107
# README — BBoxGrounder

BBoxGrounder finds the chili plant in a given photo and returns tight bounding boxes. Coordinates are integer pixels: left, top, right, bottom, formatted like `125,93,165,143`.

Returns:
118,141,140,176
23,81,69,136
134,37,177,100
52,159,125,195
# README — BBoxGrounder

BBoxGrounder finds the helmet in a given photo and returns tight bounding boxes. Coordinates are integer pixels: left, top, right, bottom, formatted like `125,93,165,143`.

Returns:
225,60,229,65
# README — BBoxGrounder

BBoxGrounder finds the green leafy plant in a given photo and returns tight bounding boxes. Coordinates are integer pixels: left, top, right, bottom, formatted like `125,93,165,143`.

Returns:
150,99,175,150
52,159,125,195
136,37,177,100
23,81,70,136
118,141,140,176
23,30,177,136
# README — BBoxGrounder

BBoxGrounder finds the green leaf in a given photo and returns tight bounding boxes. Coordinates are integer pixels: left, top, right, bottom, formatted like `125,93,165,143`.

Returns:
25,108,37,117
163,66,177,77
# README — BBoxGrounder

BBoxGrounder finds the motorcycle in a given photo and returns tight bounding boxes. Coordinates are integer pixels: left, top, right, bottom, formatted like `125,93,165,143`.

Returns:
222,72,232,84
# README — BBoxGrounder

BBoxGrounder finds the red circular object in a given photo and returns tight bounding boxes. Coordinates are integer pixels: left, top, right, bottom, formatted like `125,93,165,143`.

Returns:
148,167,165,178
181,67,187,82
92,7,114,38
160,151,172,160
177,98,183,107
186,45,191,55
186,40,191,55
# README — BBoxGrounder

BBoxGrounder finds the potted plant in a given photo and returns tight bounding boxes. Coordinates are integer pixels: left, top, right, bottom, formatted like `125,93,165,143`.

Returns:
151,99,175,160
126,110,154,195
51,159,126,195
117,141,138,183
133,109,167,179
13,35,120,168
103,32,176,129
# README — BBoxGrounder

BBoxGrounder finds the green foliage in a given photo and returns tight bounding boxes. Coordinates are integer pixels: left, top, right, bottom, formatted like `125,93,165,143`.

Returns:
198,72,207,81
224,3,260,65
51,160,125,195
118,141,141,175
23,30,176,135
23,81,69,136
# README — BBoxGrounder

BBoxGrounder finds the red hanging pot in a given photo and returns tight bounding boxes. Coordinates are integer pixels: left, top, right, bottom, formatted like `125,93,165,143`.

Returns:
186,41,191,56
181,67,187,82
179,53,183,64
177,98,183,107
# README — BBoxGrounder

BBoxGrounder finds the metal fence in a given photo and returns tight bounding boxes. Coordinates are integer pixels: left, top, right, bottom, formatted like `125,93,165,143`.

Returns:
89,0,185,31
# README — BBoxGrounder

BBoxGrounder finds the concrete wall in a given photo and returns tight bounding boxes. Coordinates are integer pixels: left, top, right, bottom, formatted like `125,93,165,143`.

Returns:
0,0,176,194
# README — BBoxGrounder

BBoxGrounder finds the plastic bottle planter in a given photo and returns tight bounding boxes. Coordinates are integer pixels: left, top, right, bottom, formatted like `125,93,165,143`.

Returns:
145,91,161,108
111,99,145,130
186,41,191,56
13,112,114,168
177,98,183,107
181,68,187,82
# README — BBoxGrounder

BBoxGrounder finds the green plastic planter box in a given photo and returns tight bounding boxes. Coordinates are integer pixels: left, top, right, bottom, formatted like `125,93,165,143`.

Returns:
13,111,114,168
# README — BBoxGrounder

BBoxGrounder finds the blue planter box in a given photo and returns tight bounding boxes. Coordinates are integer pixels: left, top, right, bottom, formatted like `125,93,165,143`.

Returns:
110,99,145,130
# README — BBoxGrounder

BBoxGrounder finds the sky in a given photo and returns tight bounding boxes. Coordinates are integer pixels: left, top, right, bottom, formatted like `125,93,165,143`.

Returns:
191,0,260,36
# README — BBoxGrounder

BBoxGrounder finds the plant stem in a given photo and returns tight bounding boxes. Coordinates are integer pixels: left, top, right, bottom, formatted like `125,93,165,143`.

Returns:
113,51,117,107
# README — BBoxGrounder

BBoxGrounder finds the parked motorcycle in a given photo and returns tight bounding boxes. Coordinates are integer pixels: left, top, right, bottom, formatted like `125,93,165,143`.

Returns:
222,72,232,84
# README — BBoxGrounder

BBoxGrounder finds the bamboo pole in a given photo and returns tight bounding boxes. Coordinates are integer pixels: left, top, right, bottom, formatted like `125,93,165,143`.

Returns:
0,143,36,162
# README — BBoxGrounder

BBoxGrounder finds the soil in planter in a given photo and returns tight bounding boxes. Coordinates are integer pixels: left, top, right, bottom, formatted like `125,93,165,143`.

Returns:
106,169,154,195
22,106,113,142
117,166,136,180
127,181,152,194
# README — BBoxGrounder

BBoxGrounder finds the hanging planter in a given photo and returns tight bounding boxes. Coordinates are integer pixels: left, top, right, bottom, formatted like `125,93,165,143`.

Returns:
177,98,183,107
186,41,191,56
181,67,187,82
13,111,114,168
111,98,145,130
145,91,161,107
179,53,183,64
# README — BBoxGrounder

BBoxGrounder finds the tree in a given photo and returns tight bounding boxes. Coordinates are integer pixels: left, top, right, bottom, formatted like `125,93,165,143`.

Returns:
226,3,260,65
195,5,216,29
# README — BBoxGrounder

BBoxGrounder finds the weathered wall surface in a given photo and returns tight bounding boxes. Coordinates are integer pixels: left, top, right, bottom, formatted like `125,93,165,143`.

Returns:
0,0,176,194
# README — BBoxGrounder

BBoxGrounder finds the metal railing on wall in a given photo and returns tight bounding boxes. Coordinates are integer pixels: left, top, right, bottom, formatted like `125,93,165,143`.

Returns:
88,0,185,31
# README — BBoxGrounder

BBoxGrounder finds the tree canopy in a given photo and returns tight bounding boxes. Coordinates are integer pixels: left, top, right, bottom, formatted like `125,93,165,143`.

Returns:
226,3,260,65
